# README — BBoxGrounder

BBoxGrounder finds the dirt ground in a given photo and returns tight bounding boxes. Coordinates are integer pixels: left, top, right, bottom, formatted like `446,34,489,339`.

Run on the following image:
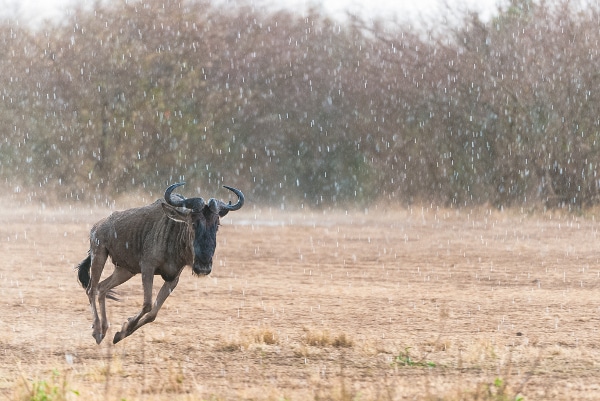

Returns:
2,198,600,400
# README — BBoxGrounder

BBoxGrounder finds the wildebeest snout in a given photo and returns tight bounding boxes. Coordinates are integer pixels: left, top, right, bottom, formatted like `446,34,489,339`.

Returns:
192,259,212,276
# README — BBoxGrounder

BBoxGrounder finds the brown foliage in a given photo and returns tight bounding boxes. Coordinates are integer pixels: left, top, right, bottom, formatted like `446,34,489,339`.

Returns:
0,0,598,209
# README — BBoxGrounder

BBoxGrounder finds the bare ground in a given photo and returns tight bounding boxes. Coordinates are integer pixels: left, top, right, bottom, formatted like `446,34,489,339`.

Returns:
2,201,600,400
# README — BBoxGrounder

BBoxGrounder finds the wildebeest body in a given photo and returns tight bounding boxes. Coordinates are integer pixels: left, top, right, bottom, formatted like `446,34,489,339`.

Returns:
76,183,244,344
92,201,192,281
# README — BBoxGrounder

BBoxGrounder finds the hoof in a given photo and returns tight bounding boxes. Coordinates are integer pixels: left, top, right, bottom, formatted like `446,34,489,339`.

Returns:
113,320,130,344
93,332,104,345
113,331,125,344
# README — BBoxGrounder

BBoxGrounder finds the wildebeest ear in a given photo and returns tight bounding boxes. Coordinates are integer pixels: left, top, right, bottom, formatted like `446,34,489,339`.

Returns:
161,203,192,223
218,209,229,217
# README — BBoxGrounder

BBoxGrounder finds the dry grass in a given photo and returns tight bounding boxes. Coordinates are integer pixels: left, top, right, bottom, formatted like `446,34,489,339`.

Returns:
12,367,78,401
303,327,354,348
214,326,280,352
253,327,279,345
2,204,600,399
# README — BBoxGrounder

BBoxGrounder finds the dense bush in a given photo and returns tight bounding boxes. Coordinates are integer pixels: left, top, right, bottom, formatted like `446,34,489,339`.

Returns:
0,0,598,209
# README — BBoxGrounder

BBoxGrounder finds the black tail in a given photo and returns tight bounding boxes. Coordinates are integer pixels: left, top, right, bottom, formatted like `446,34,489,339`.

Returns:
75,252,118,301
76,253,92,290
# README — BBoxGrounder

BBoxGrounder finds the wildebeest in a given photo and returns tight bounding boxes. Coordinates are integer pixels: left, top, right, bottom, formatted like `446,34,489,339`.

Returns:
76,182,244,344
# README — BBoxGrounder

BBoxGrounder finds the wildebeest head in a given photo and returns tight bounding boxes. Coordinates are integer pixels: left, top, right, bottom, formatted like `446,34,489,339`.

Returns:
161,182,244,275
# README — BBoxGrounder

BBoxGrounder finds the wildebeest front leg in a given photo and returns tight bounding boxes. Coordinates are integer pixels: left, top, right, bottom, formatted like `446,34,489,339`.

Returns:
112,269,154,344
113,276,180,344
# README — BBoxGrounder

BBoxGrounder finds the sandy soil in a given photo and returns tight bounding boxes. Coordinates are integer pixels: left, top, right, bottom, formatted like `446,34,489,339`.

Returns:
1,201,600,400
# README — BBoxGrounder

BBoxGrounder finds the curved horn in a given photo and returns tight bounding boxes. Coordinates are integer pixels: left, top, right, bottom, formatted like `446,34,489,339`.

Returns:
164,182,187,207
165,182,206,211
220,185,245,211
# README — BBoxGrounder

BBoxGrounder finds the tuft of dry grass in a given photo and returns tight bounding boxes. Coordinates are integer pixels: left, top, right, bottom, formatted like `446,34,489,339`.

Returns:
331,332,353,348
253,327,278,345
303,327,353,348
214,326,280,352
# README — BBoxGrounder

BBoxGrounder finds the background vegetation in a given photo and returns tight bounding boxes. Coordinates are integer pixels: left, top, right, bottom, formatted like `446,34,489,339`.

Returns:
0,0,598,209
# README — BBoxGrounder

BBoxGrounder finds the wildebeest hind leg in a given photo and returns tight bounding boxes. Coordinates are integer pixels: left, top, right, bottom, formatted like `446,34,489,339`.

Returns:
88,248,108,344
113,276,179,344
97,266,134,340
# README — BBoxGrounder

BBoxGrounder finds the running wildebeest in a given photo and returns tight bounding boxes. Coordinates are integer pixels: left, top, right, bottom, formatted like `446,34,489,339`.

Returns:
76,182,244,344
